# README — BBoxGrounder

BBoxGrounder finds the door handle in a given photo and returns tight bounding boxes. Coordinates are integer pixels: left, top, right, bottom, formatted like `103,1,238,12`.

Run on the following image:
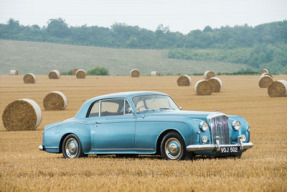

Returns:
89,121,101,125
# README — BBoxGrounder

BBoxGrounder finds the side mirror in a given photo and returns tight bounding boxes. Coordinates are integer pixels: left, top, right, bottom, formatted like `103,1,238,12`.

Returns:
179,107,182,110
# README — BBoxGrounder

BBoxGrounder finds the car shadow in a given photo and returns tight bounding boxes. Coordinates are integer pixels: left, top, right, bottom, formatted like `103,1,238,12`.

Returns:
53,154,241,160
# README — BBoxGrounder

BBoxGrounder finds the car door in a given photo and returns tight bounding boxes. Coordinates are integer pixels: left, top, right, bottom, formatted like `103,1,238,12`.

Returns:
88,99,136,152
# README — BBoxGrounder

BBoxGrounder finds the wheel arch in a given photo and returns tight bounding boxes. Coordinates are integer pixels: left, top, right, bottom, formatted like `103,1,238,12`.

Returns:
59,133,74,153
156,129,185,155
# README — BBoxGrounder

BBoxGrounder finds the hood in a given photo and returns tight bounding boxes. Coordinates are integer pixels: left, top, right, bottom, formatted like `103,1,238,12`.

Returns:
140,110,225,121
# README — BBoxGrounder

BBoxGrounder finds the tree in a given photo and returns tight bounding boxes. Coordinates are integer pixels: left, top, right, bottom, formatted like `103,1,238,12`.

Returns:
203,26,213,33
87,67,109,76
46,18,70,38
7,19,21,38
8,19,20,29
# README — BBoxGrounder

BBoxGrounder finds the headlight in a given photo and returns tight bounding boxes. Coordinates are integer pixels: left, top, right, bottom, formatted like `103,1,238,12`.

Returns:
200,121,209,132
232,120,241,131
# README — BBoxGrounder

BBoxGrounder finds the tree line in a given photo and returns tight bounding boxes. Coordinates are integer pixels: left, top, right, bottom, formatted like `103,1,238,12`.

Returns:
168,44,287,74
0,18,286,49
0,18,286,73
62,67,109,76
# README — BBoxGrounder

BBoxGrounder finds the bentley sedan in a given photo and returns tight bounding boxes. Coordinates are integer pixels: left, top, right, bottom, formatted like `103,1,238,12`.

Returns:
39,91,253,160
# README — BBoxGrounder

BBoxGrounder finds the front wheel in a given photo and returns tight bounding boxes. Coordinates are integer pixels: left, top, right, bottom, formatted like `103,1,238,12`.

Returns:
62,134,86,158
160,132,187,160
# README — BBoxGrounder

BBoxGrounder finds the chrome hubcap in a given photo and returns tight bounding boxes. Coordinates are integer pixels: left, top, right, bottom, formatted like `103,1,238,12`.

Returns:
69,143,76,153
65,138,79,158
165,138,182,160
169,144,178,154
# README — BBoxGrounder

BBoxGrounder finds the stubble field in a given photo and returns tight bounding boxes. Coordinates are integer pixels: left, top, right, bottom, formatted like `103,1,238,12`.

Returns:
0,75,287,192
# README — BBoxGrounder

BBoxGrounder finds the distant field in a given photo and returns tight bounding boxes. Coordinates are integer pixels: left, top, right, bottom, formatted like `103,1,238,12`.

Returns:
0,75,286,191
0,40,254,75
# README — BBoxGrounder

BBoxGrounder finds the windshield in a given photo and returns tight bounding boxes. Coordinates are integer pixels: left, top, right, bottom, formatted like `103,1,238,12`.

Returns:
132,95,179,113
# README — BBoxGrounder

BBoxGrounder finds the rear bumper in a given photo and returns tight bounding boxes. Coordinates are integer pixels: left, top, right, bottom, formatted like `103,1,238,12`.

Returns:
186,136,254,152
39,145,45,151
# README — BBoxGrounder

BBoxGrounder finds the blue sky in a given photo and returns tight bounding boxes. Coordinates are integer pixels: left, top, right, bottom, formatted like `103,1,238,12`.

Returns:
1,0,286,33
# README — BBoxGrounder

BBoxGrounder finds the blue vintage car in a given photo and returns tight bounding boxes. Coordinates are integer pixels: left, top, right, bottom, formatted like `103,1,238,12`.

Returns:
39,91,253,160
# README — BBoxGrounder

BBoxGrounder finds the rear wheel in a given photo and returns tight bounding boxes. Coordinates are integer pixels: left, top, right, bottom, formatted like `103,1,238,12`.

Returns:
62,134,86,158
160,132,187,160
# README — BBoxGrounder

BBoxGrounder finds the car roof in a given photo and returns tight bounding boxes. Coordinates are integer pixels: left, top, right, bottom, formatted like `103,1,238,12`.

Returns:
91,91,167,100
75,91,168,118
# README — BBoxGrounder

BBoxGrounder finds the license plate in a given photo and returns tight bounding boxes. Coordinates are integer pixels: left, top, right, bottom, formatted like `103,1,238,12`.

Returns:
220,147,239,153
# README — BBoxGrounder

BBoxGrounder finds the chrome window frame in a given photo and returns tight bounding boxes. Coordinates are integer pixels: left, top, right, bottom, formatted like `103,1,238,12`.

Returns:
87,98,135,118
100,98,123,117
124,99,134,115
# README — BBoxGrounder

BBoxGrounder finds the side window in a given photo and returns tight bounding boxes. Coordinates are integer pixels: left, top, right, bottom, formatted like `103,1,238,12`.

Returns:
125,100,133,115
88,101,99,117
101,99,124,116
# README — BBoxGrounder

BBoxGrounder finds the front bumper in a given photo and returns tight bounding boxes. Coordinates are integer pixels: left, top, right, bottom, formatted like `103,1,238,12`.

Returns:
186,136,254,152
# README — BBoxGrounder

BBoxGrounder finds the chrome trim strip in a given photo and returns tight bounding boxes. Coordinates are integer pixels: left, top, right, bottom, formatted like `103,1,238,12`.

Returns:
42,147,58,150
91,148,154,151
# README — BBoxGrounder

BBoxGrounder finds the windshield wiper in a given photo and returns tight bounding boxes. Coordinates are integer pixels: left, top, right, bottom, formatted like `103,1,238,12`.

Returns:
139,109,154,113
159,108,176,111
159,108,170,110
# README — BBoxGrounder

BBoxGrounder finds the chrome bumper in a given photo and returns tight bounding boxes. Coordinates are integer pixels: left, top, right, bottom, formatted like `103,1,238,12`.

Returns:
186,136,254,152
39,145,44,151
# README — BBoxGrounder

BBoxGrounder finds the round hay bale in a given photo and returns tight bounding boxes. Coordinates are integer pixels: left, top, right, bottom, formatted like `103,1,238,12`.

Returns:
48,70,60,79
2,99,42,131
208,77,223,92
177,75,192,86
130,69,140,77
76,69,86,79
151,71,159,76
204,71,215,79
23,73,36,84
262,72,273,78
72,68,79,75
268,80,287,97
259,74,273,88
260,69,269,75
43,91,67,110
9,70,18,75
194,80,213,95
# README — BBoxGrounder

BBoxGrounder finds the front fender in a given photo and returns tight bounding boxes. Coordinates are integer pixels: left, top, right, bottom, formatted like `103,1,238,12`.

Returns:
135,118,199,152
228,115,250,142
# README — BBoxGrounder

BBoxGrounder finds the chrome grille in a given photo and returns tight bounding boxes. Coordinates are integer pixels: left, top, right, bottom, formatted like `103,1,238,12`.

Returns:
209,115,230,144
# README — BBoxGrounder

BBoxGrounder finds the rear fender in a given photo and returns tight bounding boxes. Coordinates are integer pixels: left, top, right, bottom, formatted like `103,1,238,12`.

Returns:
59,123,92,154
